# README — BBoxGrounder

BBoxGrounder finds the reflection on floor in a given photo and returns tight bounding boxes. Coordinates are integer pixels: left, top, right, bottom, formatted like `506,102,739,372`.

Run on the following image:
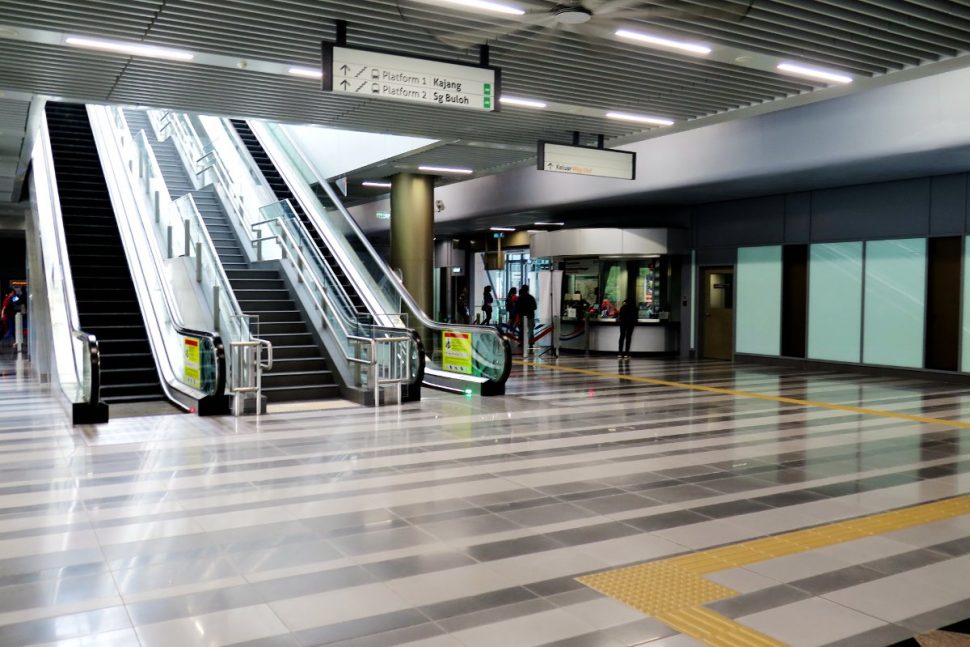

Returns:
3,356,970,646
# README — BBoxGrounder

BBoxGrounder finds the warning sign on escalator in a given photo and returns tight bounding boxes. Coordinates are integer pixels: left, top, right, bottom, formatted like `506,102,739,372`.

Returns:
184,337,201,389
443,331,473,375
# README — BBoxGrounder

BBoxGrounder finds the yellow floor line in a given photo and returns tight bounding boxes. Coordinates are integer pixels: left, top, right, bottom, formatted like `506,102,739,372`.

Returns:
516,360,970,430
579,493,970,646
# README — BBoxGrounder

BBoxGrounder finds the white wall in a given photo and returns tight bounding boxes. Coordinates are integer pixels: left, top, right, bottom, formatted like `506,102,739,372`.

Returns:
282,124,436,180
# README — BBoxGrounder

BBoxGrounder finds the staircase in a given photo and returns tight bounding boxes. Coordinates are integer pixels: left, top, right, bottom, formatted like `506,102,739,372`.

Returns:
228,119,370,318
45,102,166,404
124,110,338,402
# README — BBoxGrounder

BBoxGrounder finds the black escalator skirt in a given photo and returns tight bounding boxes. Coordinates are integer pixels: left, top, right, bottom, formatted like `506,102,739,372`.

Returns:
228,119,371,321
45,102,166,404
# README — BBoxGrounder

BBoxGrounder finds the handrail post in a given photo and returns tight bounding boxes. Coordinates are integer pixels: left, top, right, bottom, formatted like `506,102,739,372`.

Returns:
167,225,173,258
154,190,160,224
213,285,221,330
195,242,202,282
183,218,191,257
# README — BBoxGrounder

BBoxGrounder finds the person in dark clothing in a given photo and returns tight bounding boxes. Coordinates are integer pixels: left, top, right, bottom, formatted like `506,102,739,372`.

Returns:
618,298,637,359
516,284,537,356
482,286,494,325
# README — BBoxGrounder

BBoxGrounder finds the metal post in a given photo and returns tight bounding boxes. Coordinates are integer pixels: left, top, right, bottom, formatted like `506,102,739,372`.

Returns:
195,242,202,282
213,285,221,329
167,225,173,258
256,237,263,262
154,191,160,224
183,218,191,257
13,312,22,353
138,150,144,178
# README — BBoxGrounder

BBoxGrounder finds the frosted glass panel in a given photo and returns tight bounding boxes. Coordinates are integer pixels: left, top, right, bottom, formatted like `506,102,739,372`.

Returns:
863,238,926,368
808,242,863,363
962,237,970,372
736,245,782,356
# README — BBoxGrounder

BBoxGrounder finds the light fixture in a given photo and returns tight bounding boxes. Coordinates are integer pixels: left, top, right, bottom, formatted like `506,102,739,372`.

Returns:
777,62,852,85
288,66,323,79
432,0,525,16
65,35,194,61
500,96,547,109
605,111,675,126
555,7,592,24
534,221,565,226
490,226,516,232
362,181,392,188
419,165,474,174
614,29,711,55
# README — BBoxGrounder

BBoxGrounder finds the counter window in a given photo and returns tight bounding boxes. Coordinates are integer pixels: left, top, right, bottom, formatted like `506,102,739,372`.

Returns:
600,261,624,318
636,259,662,319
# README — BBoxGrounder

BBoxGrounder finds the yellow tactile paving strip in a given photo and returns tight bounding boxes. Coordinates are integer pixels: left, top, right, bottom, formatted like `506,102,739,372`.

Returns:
517,360,970,430
579,493,970,646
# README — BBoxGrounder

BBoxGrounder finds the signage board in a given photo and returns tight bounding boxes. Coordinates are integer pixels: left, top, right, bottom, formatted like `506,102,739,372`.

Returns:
537,142,636,180
442,330,473,375
376,211,391,220
322,44,500,112
183,337,201,389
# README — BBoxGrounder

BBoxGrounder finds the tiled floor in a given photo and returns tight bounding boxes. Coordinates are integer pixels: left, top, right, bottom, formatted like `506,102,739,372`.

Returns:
4,354,970,646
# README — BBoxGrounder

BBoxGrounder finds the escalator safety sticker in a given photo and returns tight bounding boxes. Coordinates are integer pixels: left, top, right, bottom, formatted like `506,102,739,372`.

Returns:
443,331,473,375
184,337,201,389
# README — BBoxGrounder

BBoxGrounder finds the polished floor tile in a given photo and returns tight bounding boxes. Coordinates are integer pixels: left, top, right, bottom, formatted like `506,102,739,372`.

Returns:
6,356,970,645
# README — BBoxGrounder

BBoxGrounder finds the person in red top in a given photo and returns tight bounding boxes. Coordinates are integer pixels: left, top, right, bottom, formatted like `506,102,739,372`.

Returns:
505,287,518,327
0,288,16,342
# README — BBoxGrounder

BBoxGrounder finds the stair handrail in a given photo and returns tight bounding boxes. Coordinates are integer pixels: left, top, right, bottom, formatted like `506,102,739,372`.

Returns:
33,110,103,410
250,121,512,387
253,205,418,392
94,105,229,406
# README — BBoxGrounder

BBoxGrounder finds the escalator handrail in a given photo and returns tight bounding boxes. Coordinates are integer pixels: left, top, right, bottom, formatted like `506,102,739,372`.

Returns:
97,106,228,403
38,108,103,407
253,122,512,384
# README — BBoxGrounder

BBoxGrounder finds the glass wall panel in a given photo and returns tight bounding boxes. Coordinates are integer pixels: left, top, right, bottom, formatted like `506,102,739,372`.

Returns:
862,238,926,368
736,245,782,356
807,242,863,363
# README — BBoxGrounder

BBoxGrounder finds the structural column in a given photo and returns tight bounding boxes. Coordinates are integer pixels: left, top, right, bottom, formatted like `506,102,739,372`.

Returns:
390,173,435,335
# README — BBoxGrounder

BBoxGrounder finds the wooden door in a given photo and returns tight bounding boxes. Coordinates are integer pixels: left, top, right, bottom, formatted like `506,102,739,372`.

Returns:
702,268,734,360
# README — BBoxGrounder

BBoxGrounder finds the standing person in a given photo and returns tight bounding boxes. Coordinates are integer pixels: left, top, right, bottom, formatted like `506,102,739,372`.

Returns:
0,288,15,344
618,298,637,359
517,284,537,357
505,287,518,327
481,285,494,325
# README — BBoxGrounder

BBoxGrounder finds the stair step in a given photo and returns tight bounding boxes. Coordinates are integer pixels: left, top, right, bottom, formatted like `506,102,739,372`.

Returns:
262,383,340,403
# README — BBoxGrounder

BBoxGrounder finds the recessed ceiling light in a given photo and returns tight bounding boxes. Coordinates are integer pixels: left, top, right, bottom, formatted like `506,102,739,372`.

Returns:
500,96,547,109
777,62,852,85
490,226,516,232
614,29,711,55
65,35,194,61
419,165,474,175
534,222,565,226
417,0,525,16
605,111,675,126
362,181,392,188
288,66,323,79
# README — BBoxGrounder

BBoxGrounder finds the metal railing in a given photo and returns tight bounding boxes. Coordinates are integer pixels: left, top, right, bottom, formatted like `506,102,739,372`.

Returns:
33,110,103,415
250,121,511,389
230,337,272,415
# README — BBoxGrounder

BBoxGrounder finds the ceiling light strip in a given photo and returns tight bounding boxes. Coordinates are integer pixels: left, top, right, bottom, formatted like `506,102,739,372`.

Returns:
288,66,323,79
362,181,392,188
777,62,852,85
65,35,194,61
605,111,674,126
500,96,547,109
419,165,474,174
439,0,525,16
614,29,711,55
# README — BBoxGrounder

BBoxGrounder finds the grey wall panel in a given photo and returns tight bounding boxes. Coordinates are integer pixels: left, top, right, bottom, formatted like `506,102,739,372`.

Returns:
694,195,785,249
810,178,931,241
930,174,967,236
696,247,736,266
784,192,811,243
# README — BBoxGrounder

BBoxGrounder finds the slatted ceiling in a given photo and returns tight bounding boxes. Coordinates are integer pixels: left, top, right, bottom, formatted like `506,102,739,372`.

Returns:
1,1,970,190
0,42,127,97
391,143,535,171
0,1,160,37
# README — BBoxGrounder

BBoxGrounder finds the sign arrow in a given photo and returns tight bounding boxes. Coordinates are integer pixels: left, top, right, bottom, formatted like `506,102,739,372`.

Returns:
339,79,350,90
340,64,350,75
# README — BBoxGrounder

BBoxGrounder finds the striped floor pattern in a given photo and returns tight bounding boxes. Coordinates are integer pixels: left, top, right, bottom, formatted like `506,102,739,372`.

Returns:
2,354,970,646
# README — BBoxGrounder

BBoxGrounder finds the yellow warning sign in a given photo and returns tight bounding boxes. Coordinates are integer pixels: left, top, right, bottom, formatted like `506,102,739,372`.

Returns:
184,337,201,388
442,330,472,375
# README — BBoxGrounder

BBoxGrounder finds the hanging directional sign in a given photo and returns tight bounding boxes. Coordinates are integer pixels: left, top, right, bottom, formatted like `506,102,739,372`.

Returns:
322,43,501,112
537,142,636,180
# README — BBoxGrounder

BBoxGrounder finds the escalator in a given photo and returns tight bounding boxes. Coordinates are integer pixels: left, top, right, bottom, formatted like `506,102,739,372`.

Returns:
229,119,370,319
45,103,165,404
125,110,338,403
